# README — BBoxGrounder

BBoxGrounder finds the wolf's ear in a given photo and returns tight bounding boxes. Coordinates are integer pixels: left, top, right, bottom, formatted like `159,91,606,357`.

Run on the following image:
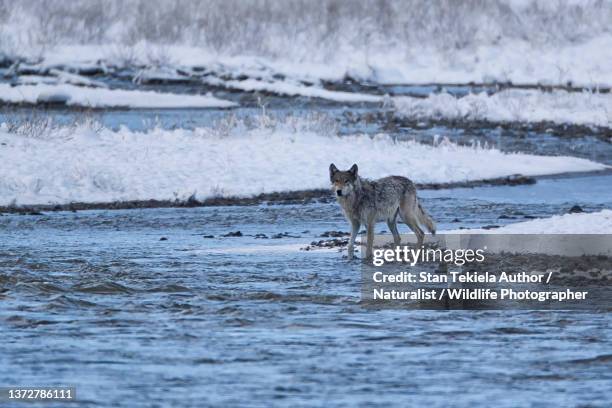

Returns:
349,163,358,177
329,163,338,180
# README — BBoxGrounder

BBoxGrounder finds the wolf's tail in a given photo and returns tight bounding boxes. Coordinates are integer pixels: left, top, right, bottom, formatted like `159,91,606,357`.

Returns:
416,200,436,235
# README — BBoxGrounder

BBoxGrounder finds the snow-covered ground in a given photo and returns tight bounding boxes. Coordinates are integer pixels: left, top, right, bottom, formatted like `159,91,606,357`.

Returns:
0,83,236,109
0,119,607,206
2,1,612,94
167,36,612,88
2,3,611,90
445,210,612,234
4,37,612,90
393,90,612,128
201,77,383,103
5,43,611,108
2,1,611,106
13,69,108,88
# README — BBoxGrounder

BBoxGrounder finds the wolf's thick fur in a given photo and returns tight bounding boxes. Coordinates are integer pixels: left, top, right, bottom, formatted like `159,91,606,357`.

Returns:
329,163,436,260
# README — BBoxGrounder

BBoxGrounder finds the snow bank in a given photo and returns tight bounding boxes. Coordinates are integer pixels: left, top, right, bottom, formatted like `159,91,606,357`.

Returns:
447,210,612,234
11,70,108,88
202,77,383,103
3,0,612,89
0,83,237,109
15,37,612,89
48,69,109,88
363,36,612,88
0,121,607,206
393,89,612,128
2,1,612,91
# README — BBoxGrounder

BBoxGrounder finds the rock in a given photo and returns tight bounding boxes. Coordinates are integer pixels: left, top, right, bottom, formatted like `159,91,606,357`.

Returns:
320,230,350,238
36,91,71,105
481,225,500,230
254,233,268,239
451,218,461,223
569,205,584,214
271,232,299,239
222,231,243,237
505,174,536,186
159,237,168,241
202,235,214,239
301,238,349,251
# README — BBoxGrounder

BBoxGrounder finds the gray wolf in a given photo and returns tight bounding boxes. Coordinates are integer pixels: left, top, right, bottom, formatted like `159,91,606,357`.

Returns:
329,163,436,260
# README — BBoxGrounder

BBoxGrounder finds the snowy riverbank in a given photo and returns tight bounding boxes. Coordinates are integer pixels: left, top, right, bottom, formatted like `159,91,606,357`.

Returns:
392,89,612,129
448,209,612,234
0,119,607,207
0,83,236,109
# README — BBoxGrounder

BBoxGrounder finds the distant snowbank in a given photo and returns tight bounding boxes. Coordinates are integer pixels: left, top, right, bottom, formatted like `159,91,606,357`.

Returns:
393,90,612,128
364,35,612,88
0,120,607,206
6,37,612,89
447,210,612,234
2,0,612,88
4,68,383,104
0,83,236,109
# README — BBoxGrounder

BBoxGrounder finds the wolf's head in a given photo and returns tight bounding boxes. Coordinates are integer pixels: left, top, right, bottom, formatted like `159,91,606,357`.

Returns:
329,163,358,197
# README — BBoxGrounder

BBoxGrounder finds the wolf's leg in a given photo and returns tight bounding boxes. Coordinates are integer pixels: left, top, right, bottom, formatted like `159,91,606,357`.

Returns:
399,200,424,247
387,212,401,246
347,220,360,260
365,220,375,259
404,217,424,247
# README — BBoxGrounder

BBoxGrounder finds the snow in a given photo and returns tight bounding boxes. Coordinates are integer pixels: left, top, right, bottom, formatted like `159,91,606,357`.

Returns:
445,210,612,234
363,36,612,88
8,65,383,104
393,90,612,128
12,70,108,88
0,121,607,206
13,75,58,85
2,1,612,90
0,83,237,109
5,37,611,105
8,33,612,89
133,67,192,84
48,69,108,88
202,77,384,103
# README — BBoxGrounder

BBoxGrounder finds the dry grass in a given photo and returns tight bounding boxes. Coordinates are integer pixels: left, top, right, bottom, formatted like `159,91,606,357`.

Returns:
0,0,610,61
